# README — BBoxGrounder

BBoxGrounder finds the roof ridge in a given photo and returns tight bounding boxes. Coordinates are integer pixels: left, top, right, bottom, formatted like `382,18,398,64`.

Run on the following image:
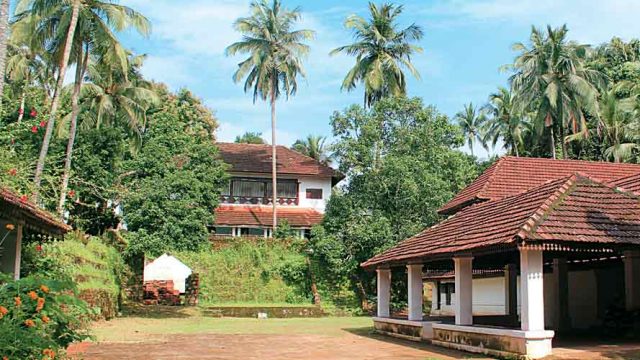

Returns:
475,157,509,200
515,174,578,242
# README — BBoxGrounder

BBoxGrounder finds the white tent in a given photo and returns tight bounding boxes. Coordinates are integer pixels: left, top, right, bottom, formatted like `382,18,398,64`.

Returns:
143,254,192,293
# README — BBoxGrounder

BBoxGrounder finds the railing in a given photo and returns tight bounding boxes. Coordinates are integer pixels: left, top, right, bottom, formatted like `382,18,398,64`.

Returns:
220,195,298,206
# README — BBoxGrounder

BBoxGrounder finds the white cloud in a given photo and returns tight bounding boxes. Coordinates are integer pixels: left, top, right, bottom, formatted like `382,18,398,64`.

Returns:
424,0,640,44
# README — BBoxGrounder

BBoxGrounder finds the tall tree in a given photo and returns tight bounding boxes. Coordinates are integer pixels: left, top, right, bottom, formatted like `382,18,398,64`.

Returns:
55,2,150,216
5,40,47,122
331,2,423,108
234,131,265,144
292,135,331,165
509,25,604,159
0,0,10,106
15,0,82,201
483,87,527,157
454,103,487,157
226,0,314,231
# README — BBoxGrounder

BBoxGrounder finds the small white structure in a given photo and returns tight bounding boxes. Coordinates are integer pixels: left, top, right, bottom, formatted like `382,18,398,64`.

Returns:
144,254,192,293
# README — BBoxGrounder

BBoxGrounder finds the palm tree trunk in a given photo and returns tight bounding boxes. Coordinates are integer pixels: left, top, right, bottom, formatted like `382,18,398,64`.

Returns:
560,124,568,159
0,0,10,109
57,44,87,217
17,89,26,123
33,0,81,202
270,77,278,233
307,257,321,306
549,126,557,159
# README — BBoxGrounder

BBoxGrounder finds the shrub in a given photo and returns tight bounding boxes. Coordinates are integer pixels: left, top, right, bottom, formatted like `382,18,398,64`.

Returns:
0,274,91,359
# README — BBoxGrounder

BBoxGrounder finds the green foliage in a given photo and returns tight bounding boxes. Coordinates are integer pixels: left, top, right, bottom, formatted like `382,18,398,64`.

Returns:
122,90,228,257
22,233,127,320
176,240,310,304
312,97,480,308
291,135,332,165
274,219,296,240
234,131,265,144
0,274,91,359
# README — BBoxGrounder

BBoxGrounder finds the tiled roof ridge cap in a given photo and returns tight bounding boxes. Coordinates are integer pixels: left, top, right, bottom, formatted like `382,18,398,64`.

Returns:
514,174,578,242
475,156,509,200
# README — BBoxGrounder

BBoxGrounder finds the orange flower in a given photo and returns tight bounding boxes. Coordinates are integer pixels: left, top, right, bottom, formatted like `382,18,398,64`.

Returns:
3,356,8,360
14,297,21,306
36,297,45,312
28,291,38,300
0,306,7,315
5,224,14,231
42,349,55,359
41,315,50,324
24,319,35,327
40,285,49,293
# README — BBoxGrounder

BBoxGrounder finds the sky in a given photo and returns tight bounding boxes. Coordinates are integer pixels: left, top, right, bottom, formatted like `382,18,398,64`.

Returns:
118,0,640,159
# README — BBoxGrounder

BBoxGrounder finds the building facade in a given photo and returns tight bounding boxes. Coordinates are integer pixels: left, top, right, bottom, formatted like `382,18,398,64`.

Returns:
212,143,342,238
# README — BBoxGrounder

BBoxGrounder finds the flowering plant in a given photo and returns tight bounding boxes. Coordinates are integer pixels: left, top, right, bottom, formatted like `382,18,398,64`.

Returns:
0,274,91,359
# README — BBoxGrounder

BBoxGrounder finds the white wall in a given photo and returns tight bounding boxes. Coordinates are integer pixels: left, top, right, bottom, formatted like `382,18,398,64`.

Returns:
431,277,507,316
297,176,332,212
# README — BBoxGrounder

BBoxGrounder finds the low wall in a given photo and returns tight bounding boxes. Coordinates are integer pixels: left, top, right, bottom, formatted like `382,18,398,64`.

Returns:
372,317,441,341
203,305,324,318
431,324,554,359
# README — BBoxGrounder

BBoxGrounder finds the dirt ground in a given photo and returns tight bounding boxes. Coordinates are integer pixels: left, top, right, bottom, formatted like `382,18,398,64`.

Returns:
67,307,640,360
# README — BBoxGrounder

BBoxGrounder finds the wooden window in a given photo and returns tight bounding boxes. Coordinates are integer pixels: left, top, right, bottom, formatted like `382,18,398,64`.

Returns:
305,188,323,199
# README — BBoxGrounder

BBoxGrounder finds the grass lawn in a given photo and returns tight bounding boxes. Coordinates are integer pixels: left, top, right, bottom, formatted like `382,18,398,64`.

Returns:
91,306,372,343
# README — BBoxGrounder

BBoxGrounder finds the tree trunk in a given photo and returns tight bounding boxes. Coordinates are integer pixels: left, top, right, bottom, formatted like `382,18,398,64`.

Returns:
270,77,277,232
17,90,25,123
307,257,321,306
0,0,10,109
355,278,369,311
32,0,81,202
57,44,87,217
559,124,568,159
549,126,557,159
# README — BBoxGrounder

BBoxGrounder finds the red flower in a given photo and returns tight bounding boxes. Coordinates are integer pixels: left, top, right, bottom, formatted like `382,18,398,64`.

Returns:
68,190,76,198
35,244,42,252
24,319,35,327
30,108,37,117
39,121,46,128
19,195,28,202
31,125,38,133
7,168,17,176
18,108,24,115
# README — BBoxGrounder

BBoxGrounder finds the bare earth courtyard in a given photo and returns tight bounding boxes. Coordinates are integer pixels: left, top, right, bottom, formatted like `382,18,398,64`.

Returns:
66,307,640,360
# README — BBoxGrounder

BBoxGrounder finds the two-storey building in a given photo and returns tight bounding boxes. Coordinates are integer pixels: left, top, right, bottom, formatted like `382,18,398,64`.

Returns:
212,143,343,238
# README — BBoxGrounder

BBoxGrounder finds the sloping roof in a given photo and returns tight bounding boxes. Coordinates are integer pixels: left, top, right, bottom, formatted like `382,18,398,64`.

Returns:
610,173,640,195
362,174,640,269
216,143,343,183
0,188,71,236
214,205,323,228
439,156,640,215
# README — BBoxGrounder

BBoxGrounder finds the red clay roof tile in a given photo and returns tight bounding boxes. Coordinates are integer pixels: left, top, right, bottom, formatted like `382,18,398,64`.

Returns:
363,174,640,269
214,205,323,228
216,143,342,183
609,173,640,195
0,188,71,235
439,156,640,215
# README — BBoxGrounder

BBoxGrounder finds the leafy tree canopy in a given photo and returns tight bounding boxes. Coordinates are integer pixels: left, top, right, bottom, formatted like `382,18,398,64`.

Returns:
234,131,266,144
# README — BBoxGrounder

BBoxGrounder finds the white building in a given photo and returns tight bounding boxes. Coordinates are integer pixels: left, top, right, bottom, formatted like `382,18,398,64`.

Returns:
212,143,343,238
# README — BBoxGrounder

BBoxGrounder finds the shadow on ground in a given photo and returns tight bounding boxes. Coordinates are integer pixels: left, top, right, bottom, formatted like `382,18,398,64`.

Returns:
342,327,485,359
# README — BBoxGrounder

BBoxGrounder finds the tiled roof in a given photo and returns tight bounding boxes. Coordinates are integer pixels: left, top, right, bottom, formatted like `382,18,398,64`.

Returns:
216,143,343,182
214,205,323,228
439,156,640,215
610,173,640,195
362,174,640,269
0,188,71,236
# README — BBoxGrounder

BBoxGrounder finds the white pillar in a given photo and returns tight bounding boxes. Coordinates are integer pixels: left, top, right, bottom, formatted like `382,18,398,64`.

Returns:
376,268,391,318
624,250,640,311
407,264,423,321
520,248,545,331
13,225,22,280
454,257,473,325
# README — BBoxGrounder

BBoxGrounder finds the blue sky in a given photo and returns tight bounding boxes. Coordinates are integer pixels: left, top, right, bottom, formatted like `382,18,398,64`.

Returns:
118,0,640,159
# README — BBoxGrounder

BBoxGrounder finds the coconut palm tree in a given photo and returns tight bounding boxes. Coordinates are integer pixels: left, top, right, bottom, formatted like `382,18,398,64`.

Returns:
0,0,11,106
226,0,314,231
455,103,487,157
597,90,638,162
234,131,265,144
509,25,604,159
5,40,47,122
292,135,332,165
54,3,150,216
483,87,528,157
330,2,423,108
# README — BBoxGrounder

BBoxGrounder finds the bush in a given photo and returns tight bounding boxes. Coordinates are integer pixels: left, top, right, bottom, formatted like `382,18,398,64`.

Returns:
0,274,91,359
176,239,310,304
